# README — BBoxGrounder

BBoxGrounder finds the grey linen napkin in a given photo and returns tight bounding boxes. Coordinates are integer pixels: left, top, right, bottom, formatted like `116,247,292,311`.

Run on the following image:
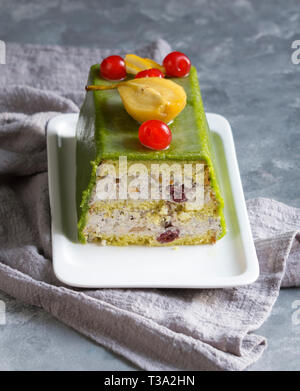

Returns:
0,40,299,371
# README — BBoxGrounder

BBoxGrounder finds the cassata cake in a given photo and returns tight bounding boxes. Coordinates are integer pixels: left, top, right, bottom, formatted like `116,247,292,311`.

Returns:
76,52,226,245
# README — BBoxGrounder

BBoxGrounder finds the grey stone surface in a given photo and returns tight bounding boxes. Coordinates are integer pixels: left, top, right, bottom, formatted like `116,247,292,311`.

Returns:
0,291,137,371
0,0,299,370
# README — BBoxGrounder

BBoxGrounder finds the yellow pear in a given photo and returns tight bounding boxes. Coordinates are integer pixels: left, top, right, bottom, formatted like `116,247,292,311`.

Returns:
125,54,165,75
117,77,186,123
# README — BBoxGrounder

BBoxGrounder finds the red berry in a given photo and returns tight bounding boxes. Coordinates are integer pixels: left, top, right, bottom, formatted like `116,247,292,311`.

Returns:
163,51,191,77
157,228,179,243
135,68,165,79
138,120,172,150
100,55,126,80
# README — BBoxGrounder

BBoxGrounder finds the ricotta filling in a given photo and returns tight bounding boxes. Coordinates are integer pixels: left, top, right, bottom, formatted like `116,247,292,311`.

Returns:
84,209,221,239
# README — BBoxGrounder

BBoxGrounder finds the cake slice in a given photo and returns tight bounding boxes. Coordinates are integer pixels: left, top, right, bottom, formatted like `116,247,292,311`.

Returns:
76,64,226,245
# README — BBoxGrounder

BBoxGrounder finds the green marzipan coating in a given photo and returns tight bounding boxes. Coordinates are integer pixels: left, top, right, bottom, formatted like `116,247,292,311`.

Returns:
76,65,226,243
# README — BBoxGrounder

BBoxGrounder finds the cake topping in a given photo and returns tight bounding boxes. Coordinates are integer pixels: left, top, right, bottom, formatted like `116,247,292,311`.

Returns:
125,54,165,75
100,55,126,80
163,51,191,77
135,68,165,79
138,120,172,151
118,77,186,123
87,51,192,150
86,77,186,124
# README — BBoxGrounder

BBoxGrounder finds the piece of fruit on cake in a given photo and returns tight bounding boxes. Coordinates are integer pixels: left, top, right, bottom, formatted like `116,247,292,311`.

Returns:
76,52,226,245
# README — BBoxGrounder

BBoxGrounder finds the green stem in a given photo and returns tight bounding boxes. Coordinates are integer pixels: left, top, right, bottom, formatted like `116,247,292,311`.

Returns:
85,82,126,91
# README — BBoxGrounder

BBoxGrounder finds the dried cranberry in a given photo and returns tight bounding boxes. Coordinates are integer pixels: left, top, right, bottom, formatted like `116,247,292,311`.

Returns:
157,228,179,243
170,184,187,202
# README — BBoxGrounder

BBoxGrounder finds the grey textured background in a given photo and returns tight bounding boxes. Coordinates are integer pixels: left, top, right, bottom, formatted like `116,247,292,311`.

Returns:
0,0,300,370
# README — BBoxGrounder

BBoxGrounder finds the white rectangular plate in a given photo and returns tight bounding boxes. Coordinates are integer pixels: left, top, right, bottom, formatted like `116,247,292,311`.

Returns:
47,113,259,288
